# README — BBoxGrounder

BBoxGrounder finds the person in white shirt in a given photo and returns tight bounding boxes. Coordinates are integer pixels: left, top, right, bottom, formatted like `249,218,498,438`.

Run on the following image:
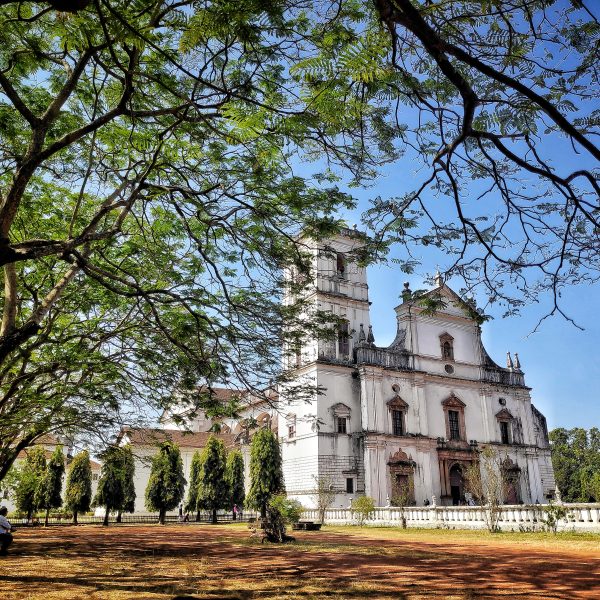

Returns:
0,506,15,555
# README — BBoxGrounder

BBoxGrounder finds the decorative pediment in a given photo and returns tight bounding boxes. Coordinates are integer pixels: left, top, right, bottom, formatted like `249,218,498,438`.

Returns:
441,394,466,409
285,413,296,424
439,332,454,343
387,395,409,410
388,448,414,466
495,408,514,421
330,402,351,417
501,457,521,473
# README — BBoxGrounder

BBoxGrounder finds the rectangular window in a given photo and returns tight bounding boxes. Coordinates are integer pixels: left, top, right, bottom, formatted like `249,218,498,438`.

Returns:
500,421,510,444
338,321,350,357
336,253,346,278
392,410,405,436
448,410,460,440
346,478,354,493
288,424,296,439
337,417,347,434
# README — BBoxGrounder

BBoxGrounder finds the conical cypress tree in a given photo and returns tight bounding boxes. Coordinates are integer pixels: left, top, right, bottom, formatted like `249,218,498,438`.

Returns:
117,445,136,522
247,428,284,518
35,445,65,526
94,446,126,526
226,450,245,520
185,450,203,521
145,441,185,525
15,446,47,521
65,450,93,525
197,435,228,524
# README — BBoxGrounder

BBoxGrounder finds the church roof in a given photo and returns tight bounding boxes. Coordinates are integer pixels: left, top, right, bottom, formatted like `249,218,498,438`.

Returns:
120,427,237,449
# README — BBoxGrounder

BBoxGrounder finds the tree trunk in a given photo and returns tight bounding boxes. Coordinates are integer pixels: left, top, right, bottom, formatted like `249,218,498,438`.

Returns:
44,508,49,527
195,510,200,522
261,504,267,519
116,510,122,523
159,508,166,525
212,508,217,524
27,509,33,523
73,510,78,525
103,506,109,527
232,510,237,521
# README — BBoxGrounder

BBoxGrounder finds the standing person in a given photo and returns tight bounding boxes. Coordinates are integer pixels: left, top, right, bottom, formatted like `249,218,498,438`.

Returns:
0,507,15,556
233,504,239,520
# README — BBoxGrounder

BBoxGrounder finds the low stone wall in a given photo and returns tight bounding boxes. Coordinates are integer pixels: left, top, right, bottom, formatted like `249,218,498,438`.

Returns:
302,503,600,532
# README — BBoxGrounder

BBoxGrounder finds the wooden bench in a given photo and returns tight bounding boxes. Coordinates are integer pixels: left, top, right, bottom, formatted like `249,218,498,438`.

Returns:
292,521,322,531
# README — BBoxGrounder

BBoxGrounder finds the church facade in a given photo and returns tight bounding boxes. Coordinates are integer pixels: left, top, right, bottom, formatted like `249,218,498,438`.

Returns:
279,229,556,508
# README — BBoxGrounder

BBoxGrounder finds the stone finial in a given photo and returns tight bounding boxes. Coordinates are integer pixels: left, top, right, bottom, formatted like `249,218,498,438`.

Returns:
506,351,514,369
367,325,375,346
431,495,437,507
358,323,366,343
555,485,562,504
514,352,521,370
434,270,444,287
401,281,412,302
385,495,391,508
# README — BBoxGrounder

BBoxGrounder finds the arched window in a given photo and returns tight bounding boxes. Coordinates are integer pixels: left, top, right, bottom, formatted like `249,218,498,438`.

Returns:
495,408,514,445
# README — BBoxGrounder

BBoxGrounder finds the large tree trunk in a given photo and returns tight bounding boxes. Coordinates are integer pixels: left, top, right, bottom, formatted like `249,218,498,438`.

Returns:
44,508,50,527
195,510,200,522
103,506,109,527
73,510,78,525
159,508,166,525
232,510,237,521
212,508,217,524
116,509,122,523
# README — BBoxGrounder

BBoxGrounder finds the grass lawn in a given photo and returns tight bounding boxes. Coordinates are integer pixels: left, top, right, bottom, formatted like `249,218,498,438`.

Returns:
1,523,599,599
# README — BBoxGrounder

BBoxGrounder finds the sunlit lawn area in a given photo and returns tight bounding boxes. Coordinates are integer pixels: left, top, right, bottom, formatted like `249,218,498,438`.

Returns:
1,523,599,599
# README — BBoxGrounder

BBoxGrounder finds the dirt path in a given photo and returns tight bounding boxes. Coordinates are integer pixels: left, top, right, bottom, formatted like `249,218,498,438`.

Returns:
1,524,598,599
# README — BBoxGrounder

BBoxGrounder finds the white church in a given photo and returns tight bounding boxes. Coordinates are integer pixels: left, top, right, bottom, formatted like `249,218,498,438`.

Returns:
277,228,555,508
123,228,556,512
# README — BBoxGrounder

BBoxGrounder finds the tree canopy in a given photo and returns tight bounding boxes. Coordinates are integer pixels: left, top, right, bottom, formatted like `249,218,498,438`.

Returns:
0,0,391,483
0,0,597,478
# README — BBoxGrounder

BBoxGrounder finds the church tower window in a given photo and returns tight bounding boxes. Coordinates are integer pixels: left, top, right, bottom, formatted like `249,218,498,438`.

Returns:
338,320,350,357
337,416,348,434
336,253,346,278
331,403,351,435
440,333,455,361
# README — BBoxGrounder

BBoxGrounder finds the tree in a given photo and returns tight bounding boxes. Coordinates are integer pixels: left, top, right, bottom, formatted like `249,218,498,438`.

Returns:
262,494,302,543
94,446,128,527
0,0,387,485
145,441,186,525
14,446,46,521
34,445,65,526
361,0,600,324
247,428,285,518
116,446,136,523
390,477,414,530
464,447,509,533
197,436,229,524
185,450,203,522
226,450,246,521
550,427,600,502
351,496,375,527
311,475,336,525
65,450,93,525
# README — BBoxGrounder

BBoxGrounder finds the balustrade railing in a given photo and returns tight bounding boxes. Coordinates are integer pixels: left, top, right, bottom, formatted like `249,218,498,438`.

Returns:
302,503,600,532
355,346,412,370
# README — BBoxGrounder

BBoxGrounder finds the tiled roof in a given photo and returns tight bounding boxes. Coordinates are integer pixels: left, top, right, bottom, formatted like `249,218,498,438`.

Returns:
121,427,237,449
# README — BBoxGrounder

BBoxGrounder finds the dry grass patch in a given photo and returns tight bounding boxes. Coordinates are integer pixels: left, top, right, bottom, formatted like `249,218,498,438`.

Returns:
0,523,598,599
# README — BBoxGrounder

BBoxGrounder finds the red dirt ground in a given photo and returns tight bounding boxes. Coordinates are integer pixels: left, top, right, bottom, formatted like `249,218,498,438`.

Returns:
1,524,599,599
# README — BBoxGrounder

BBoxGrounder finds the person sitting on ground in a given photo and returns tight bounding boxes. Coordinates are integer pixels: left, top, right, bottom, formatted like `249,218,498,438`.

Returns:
0,506,15,556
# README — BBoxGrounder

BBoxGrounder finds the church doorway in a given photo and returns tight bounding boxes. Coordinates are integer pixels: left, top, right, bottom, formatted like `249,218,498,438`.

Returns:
449,464,463,505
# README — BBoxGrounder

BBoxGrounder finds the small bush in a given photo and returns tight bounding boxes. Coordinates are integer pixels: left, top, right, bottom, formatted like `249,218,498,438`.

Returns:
269,494,303,525
351,496,375,526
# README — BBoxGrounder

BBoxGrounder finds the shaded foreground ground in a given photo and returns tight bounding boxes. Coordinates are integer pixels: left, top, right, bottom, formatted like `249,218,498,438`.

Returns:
2,523,600,599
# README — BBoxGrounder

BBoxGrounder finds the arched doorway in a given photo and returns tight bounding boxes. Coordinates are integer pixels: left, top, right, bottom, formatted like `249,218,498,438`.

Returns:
449,464,463,505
